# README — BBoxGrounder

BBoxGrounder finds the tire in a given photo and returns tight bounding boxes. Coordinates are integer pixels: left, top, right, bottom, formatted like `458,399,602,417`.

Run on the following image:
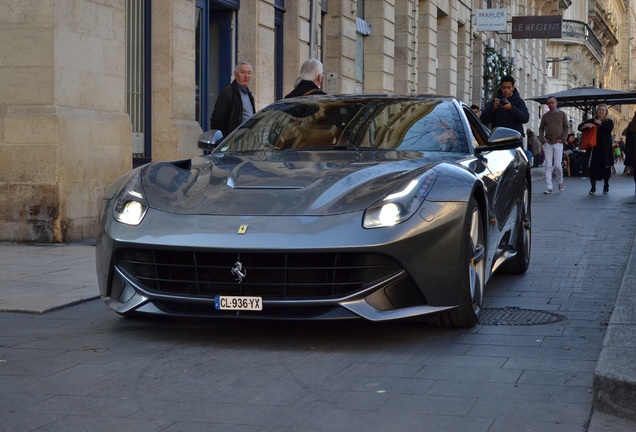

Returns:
430,197,485,328
501,178,531,274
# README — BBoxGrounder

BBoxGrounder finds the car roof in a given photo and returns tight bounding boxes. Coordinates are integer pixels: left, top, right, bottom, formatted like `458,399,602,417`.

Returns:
280,93,458,103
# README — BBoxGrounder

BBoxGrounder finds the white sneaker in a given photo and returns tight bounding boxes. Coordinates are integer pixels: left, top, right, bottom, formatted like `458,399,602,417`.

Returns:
543,189,552,194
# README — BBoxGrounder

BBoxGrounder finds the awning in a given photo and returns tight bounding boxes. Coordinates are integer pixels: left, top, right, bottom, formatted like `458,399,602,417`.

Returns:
529,86,636,117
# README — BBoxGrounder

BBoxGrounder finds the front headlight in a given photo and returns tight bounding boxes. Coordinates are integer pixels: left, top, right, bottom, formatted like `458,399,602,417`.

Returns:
363,170,437,228
112,171,148,226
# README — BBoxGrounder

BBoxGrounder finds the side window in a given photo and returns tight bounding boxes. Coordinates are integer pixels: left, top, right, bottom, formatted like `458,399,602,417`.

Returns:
399,103,469,153
463,105,490,148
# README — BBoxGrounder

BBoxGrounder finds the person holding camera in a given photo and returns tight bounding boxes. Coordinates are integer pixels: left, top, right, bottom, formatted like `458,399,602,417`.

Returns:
480,75,530,137
538,96,569,194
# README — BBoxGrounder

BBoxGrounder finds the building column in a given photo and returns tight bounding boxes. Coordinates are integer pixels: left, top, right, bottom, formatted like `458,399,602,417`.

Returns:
394,0,418,95
417,1,437,93
323,0,357,94
150,1,203,163
0,0,131,242
364,0,396,94
282,1,309,96
436,11,457,97
236,0,276,109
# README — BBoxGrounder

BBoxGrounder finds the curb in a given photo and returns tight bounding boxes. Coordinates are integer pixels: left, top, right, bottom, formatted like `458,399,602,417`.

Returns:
593,227,636,421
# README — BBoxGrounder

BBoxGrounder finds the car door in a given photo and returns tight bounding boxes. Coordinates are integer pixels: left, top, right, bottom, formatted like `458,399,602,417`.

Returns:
460,104,524,233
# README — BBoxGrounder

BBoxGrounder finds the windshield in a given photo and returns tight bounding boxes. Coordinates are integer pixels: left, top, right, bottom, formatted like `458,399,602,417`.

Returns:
216,99,469,154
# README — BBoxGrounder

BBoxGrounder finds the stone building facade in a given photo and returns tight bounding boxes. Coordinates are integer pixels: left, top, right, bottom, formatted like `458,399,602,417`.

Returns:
0,1,133,242
1,0,632,243
545,0,636,132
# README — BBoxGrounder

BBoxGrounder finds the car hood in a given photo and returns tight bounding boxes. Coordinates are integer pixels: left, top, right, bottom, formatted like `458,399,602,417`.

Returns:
141,151,451,216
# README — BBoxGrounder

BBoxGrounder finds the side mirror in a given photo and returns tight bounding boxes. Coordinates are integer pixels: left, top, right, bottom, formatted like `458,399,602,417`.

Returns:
476,127,523,153
198,130,224,151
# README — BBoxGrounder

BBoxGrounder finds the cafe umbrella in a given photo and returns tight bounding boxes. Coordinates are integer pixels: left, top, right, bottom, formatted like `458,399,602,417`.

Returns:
529,86,636,118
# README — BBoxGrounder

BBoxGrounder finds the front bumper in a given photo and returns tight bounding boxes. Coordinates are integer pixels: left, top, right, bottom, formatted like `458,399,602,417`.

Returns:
96,200,467,321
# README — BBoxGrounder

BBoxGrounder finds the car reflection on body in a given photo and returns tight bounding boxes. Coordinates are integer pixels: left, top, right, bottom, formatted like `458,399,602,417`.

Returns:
96,95,531,328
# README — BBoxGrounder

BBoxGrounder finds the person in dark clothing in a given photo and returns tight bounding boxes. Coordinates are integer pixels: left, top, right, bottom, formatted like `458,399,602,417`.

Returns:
526,129,542,167
578,104,614,195
564,133,577,152
284,59,327,98
624,133,633,175
564,133,583,176
480,75,530,136
623,111,636,192
209,62,256,138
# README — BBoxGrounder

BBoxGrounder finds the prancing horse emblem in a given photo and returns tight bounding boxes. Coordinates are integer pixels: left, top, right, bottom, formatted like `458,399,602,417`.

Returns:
231,261,246,283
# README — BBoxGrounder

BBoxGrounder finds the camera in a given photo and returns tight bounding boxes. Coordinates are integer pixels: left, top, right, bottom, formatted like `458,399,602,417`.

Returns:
499,98,509,105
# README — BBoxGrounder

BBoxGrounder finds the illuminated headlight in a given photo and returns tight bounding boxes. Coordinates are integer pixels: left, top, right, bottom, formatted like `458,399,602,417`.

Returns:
363,170,437,228
113,172,148,226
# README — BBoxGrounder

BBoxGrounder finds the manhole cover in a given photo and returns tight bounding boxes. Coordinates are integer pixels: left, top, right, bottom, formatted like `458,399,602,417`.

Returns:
480,307,566,326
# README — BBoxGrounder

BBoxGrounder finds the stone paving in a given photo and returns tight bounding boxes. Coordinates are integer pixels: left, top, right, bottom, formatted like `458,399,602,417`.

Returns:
0,240,97,313
1,166,636,431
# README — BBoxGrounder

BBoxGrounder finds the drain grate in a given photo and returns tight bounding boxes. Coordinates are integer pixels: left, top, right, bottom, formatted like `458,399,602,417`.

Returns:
479,307,566,326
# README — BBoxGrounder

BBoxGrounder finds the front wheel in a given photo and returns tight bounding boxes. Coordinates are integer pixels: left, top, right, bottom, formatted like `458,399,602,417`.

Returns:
431,197,485,328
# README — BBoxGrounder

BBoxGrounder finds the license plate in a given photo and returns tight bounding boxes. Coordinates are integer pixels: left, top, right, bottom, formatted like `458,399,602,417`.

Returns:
214,296,262,311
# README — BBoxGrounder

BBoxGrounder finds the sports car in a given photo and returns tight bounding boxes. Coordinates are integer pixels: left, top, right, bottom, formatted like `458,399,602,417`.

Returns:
96,95,531,328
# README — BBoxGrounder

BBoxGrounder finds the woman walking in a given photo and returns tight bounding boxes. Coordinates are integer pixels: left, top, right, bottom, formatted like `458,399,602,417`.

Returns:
624,111,636,193
578,104,614,195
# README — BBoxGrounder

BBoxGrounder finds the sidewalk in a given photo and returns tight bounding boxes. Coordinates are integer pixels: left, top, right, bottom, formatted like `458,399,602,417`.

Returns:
528,163,636,430
0,240,98,313
590,215,636,427
1,166,635,430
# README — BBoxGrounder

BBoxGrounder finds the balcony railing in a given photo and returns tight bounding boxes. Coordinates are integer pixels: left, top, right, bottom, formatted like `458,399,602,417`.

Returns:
561,20,604,61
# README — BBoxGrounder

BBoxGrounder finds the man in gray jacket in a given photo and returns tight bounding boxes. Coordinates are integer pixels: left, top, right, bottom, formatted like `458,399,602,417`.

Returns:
539,96,569,194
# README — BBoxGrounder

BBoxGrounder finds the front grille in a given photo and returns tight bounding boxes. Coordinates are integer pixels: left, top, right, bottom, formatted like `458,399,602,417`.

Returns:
115,249,402,300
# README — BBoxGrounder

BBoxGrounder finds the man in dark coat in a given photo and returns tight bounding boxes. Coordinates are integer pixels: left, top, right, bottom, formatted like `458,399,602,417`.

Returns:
480,75,530,136
210,62,256,138
284,59,327,98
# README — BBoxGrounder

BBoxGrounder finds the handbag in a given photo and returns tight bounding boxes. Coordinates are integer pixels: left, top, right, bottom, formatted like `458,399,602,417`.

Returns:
580,126,597,150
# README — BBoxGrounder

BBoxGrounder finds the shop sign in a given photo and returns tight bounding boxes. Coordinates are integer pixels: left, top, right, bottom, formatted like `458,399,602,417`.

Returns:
475,8,507,32
512,15,562,39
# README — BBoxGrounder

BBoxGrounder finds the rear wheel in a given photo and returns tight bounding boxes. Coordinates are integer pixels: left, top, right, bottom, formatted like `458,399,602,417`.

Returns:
431,197,485,328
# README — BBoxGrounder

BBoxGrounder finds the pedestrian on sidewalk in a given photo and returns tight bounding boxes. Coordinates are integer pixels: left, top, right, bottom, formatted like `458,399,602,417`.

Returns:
284,59,327,98
578,104,614,195
480,75,530,137
538,96,569,194
622,131,633,176
623,111,636,193
210,61,256,138
527,129,542,167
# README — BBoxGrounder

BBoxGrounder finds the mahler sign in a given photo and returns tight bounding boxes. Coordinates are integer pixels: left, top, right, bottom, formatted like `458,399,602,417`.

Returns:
476,8,507,32
512,15,562,39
